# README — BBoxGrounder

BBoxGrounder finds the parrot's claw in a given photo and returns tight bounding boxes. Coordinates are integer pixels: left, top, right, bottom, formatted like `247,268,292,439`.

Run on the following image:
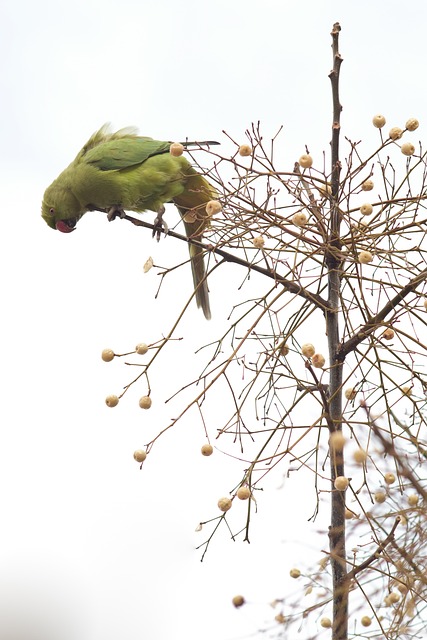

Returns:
152,206,168,242
107,206,126,222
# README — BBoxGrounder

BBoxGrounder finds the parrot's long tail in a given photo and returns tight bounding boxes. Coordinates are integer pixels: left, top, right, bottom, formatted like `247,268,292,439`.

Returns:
189,243,211,320
175,201,211,320
181,140,220,148
174,167,216,320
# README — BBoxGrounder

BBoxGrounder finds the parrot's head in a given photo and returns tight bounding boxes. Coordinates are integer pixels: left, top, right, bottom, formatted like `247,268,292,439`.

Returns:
41,182,84,233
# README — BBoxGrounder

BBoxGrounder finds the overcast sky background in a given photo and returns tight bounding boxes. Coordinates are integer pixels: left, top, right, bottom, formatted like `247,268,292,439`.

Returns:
2,1,427,639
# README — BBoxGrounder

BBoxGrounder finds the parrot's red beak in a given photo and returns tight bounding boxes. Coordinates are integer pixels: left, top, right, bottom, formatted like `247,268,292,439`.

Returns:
56,220,76,233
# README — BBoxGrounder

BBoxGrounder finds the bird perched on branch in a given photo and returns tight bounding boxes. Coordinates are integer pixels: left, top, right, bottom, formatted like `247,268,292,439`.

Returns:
41,124,219,319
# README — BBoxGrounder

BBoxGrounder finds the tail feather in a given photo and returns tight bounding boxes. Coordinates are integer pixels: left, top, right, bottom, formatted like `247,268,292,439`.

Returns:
180,140,220,148
190,244,211,320
174,165,216,320
178,203,212,320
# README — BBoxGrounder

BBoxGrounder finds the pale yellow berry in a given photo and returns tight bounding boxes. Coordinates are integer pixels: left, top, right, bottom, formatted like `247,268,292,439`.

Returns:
101,349,115,362
382,328,394,340
353,448,367,464
361,616,372,627
361,179,374,191
320,617,332,629
317,182,332,197
401,142,415,156
275,613,285,624
301,343,315,358
408,493,419,507
345,387,357,400
334,476,349,491
374,491,386,503
289,568,301,578
360,203,373,216
218,497,232,512
358,250,373,264
401,386,412,396
305,586,313,595
389,591,400,603
105,394,119,408
345,509,354,519
384,594,392,607
139,395,152,409
423,298,427,310
143,256,154,273
232,595,245,608
133,449,147,463
406,118,419,131
329,431,346,449
206,200,222,216
183,210,197,223
398,514,407,526
169,142,184,156
135,343,148,355
237,486,251,500
397,582,408,594
373,114,386,128
292,212,308,227
312,353,325,369
299,154,313,168
384,472,395,485
389,127,403,140
252,236,265,249
239,144,252,157
279,343,289,357
201,444,213,456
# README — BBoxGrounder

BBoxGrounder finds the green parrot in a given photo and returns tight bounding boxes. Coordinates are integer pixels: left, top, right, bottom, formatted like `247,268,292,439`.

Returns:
41,124,218,319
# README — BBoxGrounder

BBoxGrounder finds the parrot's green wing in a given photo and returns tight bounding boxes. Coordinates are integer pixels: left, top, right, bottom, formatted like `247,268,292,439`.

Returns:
83,136,171,171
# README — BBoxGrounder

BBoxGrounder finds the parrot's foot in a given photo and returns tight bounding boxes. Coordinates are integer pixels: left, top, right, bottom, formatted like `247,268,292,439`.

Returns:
107,206,126,222
152,206,168,242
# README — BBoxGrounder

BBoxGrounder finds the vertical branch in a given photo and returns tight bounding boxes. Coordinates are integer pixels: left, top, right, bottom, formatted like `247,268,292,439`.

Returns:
329,22,343,210
326,22,348,640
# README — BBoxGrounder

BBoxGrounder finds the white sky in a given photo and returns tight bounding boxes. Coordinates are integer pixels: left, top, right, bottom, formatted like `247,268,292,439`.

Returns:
2,1,427,638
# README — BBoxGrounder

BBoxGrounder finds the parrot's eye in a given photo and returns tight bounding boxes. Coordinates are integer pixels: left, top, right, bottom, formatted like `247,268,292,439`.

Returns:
49,207,55,215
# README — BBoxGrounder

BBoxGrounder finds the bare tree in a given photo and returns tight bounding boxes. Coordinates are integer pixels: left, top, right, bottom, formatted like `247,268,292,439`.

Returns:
103,23,427,640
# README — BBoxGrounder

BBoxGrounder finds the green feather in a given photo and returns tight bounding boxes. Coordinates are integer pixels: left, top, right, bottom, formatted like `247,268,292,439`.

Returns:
84,137,171,171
